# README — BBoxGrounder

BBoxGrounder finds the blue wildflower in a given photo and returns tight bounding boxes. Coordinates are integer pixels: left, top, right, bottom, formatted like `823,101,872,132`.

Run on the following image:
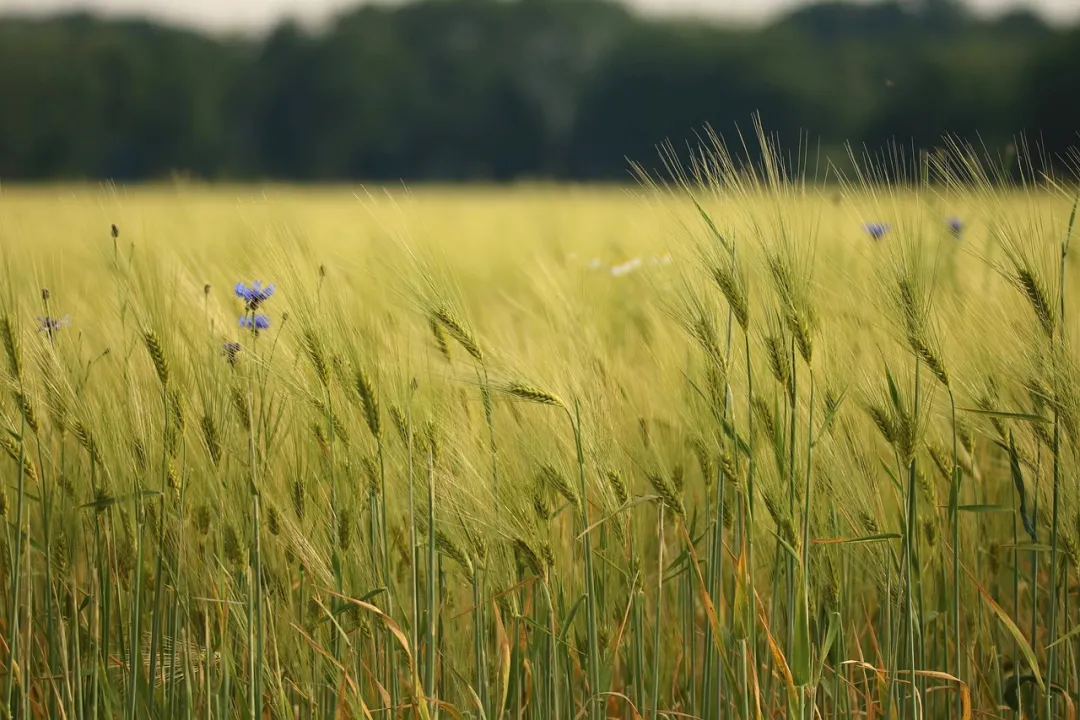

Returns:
38,315,70,336
864,223,889,240
948,217,963,238
234,281,275,311
222,341,242,366
239,314,271,333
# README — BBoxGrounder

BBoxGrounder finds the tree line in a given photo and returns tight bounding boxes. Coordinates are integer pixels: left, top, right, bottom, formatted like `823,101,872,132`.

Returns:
0,0,1077,181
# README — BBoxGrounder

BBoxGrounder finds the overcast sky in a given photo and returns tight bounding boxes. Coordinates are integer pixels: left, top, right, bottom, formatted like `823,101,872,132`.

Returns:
0,0,1076,32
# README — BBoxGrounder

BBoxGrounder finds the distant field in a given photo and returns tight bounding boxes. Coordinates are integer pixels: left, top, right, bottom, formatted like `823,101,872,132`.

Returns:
0,166,1077,719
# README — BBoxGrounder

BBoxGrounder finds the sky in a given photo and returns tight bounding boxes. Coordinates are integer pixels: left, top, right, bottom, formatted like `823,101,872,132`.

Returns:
0,0,1076,32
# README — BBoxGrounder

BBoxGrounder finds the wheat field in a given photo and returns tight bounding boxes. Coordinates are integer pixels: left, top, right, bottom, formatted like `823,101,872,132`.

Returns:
0,144,1078,720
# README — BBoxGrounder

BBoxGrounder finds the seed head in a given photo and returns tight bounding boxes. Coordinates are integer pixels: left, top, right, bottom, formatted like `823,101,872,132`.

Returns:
752,395,776,442
361,455,380,494
430,319,451,363
337,509,352,551
689,436,713,487
432,307,483,363
506,382,564,408
201,415,222,466
111,224,119,239
866,402,898,447
1015,267,1055,339
423,419,439,464
302,329,330,388
435,529,475,581
143,330,170,387
540,464,579,511
787,308,815,366
291,478,305,520
12,392,38,434
858,510,879,535
0,434,36,484
705,365,727,417
52,532,67,572
1,316,22,381
532,485,552,523
606,469,629,506
690,315,727,374
73,420,103,466
711,264,750,331
645,470,685,519
194,505,212,535
513,537,546,580
1062,531,1079,568
267,506,281,536
222,525,243,567
764,334,791,396
389,404,409,445
131,438,147,473
354,369,381,439
231,386,251,431
42,374,69,434
638,418,651,449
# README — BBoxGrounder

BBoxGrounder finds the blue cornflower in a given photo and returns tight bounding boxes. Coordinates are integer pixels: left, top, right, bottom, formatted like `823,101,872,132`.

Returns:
947,217,963,238
222,341,242,366
38,315,70,336
239,314,271,332
234,280,275,311
864,223,889,240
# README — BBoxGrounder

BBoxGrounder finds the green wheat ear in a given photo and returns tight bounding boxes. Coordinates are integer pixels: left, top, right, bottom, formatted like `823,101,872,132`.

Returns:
506,382,564,408
0,316,22,381
142,329,170,387
540,464,579,511
645,470,685,520
606,469,629,506
432,306,483,362
354,369,381,438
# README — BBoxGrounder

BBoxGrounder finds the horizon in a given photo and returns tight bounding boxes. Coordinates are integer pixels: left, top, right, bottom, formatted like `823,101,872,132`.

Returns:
0,0,1077,35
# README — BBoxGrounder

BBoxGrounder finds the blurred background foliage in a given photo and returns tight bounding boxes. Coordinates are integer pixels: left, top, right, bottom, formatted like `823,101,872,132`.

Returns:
0,0,1078,181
